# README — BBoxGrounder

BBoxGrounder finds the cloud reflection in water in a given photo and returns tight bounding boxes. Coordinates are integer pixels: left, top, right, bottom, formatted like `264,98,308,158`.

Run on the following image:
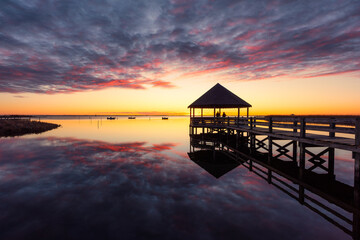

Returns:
0,137,347,240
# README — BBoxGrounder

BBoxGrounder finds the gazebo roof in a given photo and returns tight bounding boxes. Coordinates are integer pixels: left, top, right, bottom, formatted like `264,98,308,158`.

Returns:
188,83,252,108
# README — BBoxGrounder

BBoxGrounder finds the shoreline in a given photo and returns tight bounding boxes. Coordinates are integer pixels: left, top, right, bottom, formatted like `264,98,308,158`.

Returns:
0,119,60,137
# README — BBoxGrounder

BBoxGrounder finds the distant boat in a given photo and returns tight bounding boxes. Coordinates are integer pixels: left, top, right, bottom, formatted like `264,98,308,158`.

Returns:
128,116,136,119
162,117,168,120
107,117,115,120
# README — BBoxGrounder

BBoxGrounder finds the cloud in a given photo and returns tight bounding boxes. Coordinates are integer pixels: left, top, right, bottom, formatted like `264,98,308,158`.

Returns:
0,0,359,94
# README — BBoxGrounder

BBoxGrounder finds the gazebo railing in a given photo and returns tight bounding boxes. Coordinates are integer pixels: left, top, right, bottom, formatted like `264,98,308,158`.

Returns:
190,116,250,127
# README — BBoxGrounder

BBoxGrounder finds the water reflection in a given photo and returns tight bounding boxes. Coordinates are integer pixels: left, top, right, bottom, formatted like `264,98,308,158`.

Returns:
0,118,355,239
189,132,359,239
187,150,240,178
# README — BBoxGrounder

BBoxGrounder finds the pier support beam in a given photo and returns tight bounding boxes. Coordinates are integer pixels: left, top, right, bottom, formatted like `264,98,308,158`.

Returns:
353,148,360,240
299,143,305,179
328,148,335,179
293,121,298,163
353,118,360,240
250,134,255,154
268,138,273,164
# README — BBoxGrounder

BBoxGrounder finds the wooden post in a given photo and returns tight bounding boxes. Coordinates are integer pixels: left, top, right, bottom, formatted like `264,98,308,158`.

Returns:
268,117,273,182
202,127,204,142
353,118,360,240
227,128,229,146
237,108,240,127
247,107,249,118
328,122,335,179
268,136,273,184
267,169,272,184
328,148,335,178
213,108,215,124
329,122,335,138
212,146,216,160
300,117,306,138
189,134,191,152
250,134,255,154
299,140,306,204
236,130,239,150
299,143,305,179
299,185,305,204
250,117,253,130
189,108,191,118
293,121,298,163
268,137,272,163
201,108,203,118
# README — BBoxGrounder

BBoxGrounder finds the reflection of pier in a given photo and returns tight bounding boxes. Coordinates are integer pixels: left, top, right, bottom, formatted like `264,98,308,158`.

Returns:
189,131,359,239
188,83,360,239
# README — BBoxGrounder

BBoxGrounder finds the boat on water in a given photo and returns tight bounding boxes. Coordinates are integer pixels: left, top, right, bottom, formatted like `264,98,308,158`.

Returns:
107,117,116,120
162,117,168,120
128,116,136,119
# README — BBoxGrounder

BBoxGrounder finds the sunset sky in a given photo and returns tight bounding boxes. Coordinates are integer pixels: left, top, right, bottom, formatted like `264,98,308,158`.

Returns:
0,0,359,115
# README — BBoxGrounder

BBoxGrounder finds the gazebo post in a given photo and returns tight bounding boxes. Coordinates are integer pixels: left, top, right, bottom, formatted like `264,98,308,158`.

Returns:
201,108,203,117
238,108,240,118
190,108,192,118
193,108,195,117
247,107,249,118
213,108,215,124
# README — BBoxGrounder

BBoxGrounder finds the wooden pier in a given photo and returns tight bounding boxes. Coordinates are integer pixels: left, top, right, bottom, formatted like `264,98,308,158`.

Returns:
187,83,360,239
189,115,360,239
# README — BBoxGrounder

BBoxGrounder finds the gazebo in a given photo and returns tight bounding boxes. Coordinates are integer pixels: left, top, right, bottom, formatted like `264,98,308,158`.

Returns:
188,83,252,118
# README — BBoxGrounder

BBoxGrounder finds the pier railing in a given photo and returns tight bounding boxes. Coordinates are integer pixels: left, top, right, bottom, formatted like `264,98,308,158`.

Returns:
190,116,360,152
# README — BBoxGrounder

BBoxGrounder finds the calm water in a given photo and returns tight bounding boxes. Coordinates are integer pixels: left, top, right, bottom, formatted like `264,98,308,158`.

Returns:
0,117,355,239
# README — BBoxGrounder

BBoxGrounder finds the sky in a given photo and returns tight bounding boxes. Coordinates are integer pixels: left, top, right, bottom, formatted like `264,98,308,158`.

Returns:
0,0,360,115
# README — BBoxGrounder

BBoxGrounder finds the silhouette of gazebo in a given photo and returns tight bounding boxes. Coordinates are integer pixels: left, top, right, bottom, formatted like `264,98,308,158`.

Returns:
188,83,252,118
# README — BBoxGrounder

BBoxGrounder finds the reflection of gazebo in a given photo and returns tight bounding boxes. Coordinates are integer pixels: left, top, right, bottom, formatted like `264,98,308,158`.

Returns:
187,150,240,178
188,83,252,118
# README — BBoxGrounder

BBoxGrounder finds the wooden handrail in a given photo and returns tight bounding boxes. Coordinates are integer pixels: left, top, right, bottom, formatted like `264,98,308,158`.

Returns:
190,116,359,144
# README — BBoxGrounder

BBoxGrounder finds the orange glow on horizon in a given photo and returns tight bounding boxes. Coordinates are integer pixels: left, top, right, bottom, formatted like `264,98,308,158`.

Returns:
1,69,359,116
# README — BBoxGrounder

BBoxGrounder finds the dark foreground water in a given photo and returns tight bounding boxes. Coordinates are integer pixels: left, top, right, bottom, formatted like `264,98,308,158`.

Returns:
0,117,355,239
